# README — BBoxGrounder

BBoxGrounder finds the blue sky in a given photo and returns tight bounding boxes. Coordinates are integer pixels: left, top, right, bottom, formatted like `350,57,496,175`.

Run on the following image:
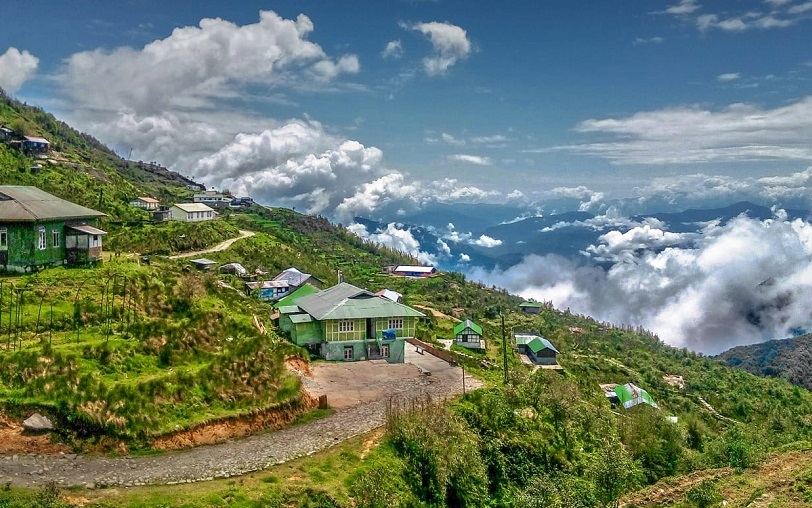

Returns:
2,0,812,219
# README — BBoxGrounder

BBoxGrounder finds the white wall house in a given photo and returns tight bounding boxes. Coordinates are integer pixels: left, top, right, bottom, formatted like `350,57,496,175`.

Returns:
129,196,160,210
169,203,216,222
193,191,231,209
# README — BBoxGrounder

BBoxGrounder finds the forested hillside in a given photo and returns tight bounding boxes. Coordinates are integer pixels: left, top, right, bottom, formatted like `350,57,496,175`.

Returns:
717,334,812,391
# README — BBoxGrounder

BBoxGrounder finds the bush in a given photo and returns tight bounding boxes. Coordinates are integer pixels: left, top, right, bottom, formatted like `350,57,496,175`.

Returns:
684,479,722,508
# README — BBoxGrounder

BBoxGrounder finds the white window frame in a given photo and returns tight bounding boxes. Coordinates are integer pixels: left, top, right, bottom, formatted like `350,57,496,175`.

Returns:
0,228,7,250
338,319,354,332
38,228,46,250
52,229,60,248
343,346,354,360
380,345,389,357
388,318,403,329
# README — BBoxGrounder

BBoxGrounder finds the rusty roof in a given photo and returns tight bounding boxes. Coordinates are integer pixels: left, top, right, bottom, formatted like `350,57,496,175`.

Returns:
0,186,106,222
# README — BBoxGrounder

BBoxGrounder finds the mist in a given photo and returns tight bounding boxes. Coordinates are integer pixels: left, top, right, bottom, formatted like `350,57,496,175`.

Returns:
467,213,812,354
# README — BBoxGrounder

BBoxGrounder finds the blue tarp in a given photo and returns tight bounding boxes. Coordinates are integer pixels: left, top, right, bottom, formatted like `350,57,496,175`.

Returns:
382,329,397,340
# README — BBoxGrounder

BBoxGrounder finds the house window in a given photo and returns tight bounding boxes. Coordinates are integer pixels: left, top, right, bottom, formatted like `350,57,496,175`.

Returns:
0,228,6,250
339,319,354,332
343,346,354,360
38,228,46,250
380,345,389,357
388,318,403,329
52,230,60,248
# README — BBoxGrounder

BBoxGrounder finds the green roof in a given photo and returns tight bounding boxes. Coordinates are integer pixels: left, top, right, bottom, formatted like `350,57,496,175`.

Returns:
454,319,483,336
0,186,106,222
278,305,301,315
289,314,313,324
526,337,559,354
519,301,543,308
614,383,658,409
295,282,425,321
275,284,319,308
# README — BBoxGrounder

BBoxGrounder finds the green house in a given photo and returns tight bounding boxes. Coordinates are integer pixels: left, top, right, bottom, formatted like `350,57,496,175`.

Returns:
453,319,485,350
0,186,107,272
278,282,425,363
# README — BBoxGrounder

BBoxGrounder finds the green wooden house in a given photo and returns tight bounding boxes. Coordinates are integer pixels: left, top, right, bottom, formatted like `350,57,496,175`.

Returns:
0,186,107,272
278,282,425,363
453,319,485,350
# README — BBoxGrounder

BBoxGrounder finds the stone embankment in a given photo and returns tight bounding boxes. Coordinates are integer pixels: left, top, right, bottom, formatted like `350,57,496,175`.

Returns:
0,369,465,488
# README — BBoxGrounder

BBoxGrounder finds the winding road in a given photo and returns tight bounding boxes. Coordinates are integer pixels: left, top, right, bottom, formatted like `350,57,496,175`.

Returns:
0,349,473,488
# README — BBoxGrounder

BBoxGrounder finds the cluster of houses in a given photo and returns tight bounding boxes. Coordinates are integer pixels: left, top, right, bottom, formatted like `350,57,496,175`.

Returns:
0,126,51,155
130,190,254,223
0,185,107,272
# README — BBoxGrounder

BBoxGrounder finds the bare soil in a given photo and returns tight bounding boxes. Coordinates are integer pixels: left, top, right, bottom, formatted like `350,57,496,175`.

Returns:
0,413,71,455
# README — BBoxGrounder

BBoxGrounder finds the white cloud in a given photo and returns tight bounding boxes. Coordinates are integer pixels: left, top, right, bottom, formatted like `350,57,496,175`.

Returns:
0,47,39,93
59,11,359,114
459,253,471,263
470,134,508,144
788,2,812,14
347,222,437,265
507,190,524,200
382,40,404,59
548,96,812,165
469,213,812,354
717,72,741,81
441,132,466,146
449,154,492,165
633,36,664,45
472,235,503,248
665,0,701,15
402,21,471,76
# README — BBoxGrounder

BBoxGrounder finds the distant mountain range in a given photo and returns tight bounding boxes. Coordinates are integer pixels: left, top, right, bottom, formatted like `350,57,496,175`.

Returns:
358,201,811,270
716,334,812,391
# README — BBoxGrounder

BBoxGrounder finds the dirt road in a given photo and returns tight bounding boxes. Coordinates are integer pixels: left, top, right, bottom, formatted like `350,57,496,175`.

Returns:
168,230,255,259
0,348,476,489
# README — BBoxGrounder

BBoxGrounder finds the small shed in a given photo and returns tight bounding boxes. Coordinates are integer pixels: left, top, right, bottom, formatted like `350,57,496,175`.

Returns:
190,258,217,271
525,336,559,365
130,196,159,210
453,319,484,349
246,280,291,301
65,224,107,265
519,301,543,314
0,127,13,141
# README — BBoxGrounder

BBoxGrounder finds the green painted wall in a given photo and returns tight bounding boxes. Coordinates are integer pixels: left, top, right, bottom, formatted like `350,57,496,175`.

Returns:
0,220,65,272
322,338,405,363
324,318,366,341
292,321,322,345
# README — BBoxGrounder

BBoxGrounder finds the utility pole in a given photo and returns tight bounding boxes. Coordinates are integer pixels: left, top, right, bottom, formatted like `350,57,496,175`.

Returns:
502,313,508,384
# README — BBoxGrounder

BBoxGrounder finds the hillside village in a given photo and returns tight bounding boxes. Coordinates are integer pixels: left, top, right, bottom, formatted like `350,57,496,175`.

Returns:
3,94,812,507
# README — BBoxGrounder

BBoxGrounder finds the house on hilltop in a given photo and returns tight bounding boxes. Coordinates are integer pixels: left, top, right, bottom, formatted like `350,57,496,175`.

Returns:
0,185,107,272
393,265,436,277
169,203,215,222
22,136,50,155
454,319,485,350
193,190,231,210
248,268,323,302
129,196,160,210
278,282,425,363
519,301,544,314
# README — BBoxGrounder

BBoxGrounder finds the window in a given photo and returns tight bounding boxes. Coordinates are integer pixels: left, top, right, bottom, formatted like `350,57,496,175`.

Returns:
38,228,46,250
338,319,354,332
388,318,403,329
343,346,354,360
52,230,60,248
380,345,389,357
0,228,6,250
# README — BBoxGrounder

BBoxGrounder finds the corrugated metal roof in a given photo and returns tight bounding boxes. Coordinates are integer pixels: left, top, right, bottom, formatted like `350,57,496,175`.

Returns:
172,203,215,213
24,136,49,144
296,282,425,321
275,284,319,307
278,305,301,315
454,319,483,336
136,196,159,203
289,314,313,324
514,333,539,345
0,186,106,222
519,301,543,307
526,337,559,354
190,258,216,265
394,265,435,273
273,267,314,287
67,225,107,235
375,289,402,302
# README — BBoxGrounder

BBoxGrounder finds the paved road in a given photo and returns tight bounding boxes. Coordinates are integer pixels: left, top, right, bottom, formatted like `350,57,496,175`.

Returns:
0,349,475,489
168,230,255,259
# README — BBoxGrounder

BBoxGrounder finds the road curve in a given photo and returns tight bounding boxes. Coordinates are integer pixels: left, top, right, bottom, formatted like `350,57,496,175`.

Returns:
169,230,255,259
